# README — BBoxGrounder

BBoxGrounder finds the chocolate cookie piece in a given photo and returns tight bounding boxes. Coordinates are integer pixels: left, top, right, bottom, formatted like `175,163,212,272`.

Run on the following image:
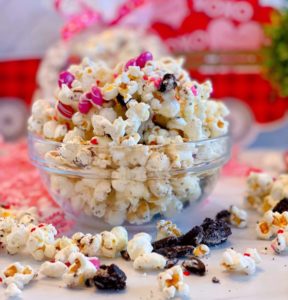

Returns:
154,245,194,259
152,236,179,250
273,198,288,213
212,276,220,284
93,264,127,290
178,226,204,246
165,258,179,269
215,210,231,223
182,257,206,276
201,218,231,246
159,73,177,93
120,250,131,261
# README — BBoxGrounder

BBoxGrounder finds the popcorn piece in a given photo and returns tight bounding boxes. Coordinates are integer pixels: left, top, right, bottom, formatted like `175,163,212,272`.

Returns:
127,233,153,260
55,244,79,262
158,265,190,299
63,252,97,288
156,220,182,241
193,244,210,258
1,263,36,294
271,230,288,254
72,232,101,257
256,220,273,240
221,248,261,275
100,231,118,258
133,252,167,270
5,224,29,255
111,226,128,252
39,261,68,278
229,205,248,228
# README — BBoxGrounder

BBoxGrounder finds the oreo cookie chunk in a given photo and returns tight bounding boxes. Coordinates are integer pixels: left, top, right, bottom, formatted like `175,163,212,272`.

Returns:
178,226,204,246
93,264,127,290
154,245,194,259
165,258,179,269
152,236,179,250
201,218,232,246
159,73,177,93
215,210,231,223
273,198,288,213
182,257,206,276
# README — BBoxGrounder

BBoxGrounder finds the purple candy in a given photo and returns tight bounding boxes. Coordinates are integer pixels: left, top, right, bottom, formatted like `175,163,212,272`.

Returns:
90,86,103,106
136,51,153,68
58,71,75,88
78,94,92,114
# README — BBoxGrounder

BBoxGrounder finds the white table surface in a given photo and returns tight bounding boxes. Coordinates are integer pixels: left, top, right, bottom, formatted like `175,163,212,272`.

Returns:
1,176,287,300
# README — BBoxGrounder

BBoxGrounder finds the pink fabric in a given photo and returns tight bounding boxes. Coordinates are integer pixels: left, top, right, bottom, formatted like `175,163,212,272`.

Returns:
0,138,73,234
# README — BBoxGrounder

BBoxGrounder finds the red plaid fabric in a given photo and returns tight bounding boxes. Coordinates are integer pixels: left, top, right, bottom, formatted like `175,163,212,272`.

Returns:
0,59,40,106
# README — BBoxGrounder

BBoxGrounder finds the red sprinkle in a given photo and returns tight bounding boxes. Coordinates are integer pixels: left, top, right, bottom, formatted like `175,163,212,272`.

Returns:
278,229,284,234
38,224,45,228
65,262,71,267
30,227,36,233
1,204,11,209
90,138,98,145
50,259,56,263
0,277,2,283
183,271,190,276
243,253,251,257
143,74,149,81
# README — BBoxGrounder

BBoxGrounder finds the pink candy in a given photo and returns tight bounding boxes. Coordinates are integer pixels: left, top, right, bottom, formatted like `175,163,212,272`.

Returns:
58,71,75,88
125,58,137,71
89,257,101,269
90,86,103,106
136,51,153,68
78,94,93,114
191,86,198,96
57,101,75,119
125,51,153,71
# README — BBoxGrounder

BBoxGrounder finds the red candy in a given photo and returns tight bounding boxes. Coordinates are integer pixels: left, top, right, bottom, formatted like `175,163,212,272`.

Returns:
136,51,153,68
90,138,98,145
65,262,71,267
30,227,36,233
243,253,251,257
78,95,93,114
278,229,284,234
183,271,190,276
125,58,137,71
58,71,75,88
191,86,198,96
57,101,75,119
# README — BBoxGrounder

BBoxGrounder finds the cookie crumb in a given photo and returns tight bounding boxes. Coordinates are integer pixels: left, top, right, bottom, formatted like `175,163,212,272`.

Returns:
212,276,220,284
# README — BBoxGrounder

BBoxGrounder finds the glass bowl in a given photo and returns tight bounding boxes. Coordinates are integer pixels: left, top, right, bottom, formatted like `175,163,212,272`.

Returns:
28,133,231,231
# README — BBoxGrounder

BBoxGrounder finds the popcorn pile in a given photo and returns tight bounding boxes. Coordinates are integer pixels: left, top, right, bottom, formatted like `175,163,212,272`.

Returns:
28,52,229,225
221,248,262,275
245,172,288,214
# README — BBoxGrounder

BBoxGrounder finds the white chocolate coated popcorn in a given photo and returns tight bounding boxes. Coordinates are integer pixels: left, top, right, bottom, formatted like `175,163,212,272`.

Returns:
158,265,190,299
133,252,167,270
40,261,68,278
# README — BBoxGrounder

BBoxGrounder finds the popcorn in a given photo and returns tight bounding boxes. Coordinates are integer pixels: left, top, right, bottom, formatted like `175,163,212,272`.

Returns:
100,231,118,258
5,224,29,255
158,265,190,299
229,205,248,228
127,233,153,260
39,261,68,278
271,230,288,254
110,226,128,252
1,263,36,296
221,248,261,275
193,244,210,258
256,210,288,240
72,232,102,257
62,252,97,288
156,220,182,241
29,53,230,225
133,252,167,270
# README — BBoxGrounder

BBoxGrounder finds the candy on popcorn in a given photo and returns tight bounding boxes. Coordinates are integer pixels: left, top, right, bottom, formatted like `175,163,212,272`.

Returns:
62,252,97,288
221,248,261,275
127,233,153,260
158,265,190,299
133,252,167,270
39,261,68,278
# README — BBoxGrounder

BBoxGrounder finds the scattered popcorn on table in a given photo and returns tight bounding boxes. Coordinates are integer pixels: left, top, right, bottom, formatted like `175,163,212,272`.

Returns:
156,220,182,241
229,205,248,228
193,244,210,258
39,261,68,278
158,265,190,299
127,233,153,260
221,248,261,275
62,252,97,288
0,262,37,297
256,210,288,240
